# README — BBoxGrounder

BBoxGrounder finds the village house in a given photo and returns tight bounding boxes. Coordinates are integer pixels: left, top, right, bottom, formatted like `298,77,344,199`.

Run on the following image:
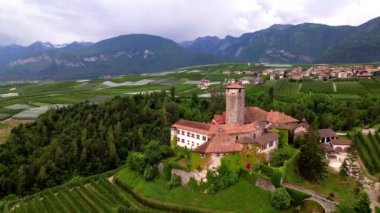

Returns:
318,129,352,170
239,78,251,85
318,129,338,143
197,79,211,90
171,83,306,160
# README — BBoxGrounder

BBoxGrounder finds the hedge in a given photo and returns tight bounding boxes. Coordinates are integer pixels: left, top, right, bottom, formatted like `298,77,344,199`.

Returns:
260,164,282,187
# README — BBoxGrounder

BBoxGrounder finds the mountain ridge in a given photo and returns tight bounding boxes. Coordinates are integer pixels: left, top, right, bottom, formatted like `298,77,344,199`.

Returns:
1,17,380,81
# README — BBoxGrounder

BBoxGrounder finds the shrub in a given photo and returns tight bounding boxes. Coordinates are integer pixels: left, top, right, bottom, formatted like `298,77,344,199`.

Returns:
270,147,295,167
354,192,371,213
271,187,291,209
143,165,156,181
188,177,198,191
167,174,181,189
163,163,173,180
127,152,146,174
260,164,282,187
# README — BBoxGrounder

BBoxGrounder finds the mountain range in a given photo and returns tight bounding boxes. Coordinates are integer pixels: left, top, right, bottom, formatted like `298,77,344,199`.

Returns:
1,16,380,81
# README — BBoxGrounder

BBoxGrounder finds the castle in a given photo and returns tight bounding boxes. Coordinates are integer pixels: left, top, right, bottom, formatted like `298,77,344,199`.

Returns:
170,83,308,158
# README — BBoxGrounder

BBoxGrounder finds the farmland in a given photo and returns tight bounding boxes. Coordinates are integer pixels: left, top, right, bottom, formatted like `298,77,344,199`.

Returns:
300,80,334,94
273,80,300,98
353,132,380,175
0,63,379,123
2,177,142,213
360,79,380,93
335,81,367,94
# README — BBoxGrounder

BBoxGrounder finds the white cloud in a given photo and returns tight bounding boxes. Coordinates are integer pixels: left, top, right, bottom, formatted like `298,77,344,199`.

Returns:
0,0,378,45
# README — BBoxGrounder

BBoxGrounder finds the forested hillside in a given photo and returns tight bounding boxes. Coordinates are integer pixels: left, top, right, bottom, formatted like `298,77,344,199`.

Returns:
0,91,224,197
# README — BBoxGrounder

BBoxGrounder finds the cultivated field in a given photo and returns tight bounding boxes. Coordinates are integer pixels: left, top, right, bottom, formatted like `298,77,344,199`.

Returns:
353,132,380,175
4,178,136,213
300,81,334,94
0,64,380,120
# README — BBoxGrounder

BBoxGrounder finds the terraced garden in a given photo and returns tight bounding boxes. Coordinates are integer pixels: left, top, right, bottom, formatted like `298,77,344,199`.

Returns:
353,132,380,175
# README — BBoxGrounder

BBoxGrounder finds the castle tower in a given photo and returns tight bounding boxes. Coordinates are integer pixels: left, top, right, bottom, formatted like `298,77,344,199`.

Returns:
226,83,245,124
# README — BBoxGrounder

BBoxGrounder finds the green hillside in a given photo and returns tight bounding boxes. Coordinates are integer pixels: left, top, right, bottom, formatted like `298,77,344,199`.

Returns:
319,17,380,63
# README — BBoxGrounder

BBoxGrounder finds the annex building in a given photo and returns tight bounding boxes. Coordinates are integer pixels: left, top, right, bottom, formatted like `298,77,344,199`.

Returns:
170,83,308,158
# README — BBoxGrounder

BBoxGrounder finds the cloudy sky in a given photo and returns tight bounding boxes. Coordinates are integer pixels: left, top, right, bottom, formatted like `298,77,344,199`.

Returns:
0,0,379,45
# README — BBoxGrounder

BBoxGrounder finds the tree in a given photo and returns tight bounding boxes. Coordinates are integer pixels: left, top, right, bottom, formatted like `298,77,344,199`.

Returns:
270,147,294,167
144,140,172,165
126,152,146,174
354,192,371,213
297,129,327,181
191,91,199,107
170,87,176,100
269,86,274,102
271,187,291,209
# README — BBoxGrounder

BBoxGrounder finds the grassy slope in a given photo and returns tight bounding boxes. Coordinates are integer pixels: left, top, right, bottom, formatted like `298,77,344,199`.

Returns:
283,153,357,208
115,168,278,213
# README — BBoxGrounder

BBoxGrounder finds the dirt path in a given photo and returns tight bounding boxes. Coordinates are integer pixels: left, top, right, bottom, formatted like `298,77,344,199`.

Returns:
333,82,337,92
356,157,380,210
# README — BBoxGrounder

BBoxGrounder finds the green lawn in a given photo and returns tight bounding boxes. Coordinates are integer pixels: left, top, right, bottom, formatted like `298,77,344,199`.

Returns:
290,171,357,208
115,167,278,213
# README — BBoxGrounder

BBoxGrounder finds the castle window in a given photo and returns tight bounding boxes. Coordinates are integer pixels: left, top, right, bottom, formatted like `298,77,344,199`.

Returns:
191,133,195,138
181,131,184,135
177,130,180,134
177,137,180,142
202,136,207,141
181,139,184,143
196,135,200,139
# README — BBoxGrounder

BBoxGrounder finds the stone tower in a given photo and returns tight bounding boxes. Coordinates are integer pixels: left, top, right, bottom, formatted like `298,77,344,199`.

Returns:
226,83,245,124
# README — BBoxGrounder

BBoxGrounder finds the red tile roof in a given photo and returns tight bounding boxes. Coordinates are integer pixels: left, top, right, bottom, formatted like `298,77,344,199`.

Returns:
245,107,268,122
237,137,255,144
194,130,242,153
172,119,210,134
212,113,226,124
244,107,299,124
226,83,245,89
221,123,261,134
266,111,299,124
